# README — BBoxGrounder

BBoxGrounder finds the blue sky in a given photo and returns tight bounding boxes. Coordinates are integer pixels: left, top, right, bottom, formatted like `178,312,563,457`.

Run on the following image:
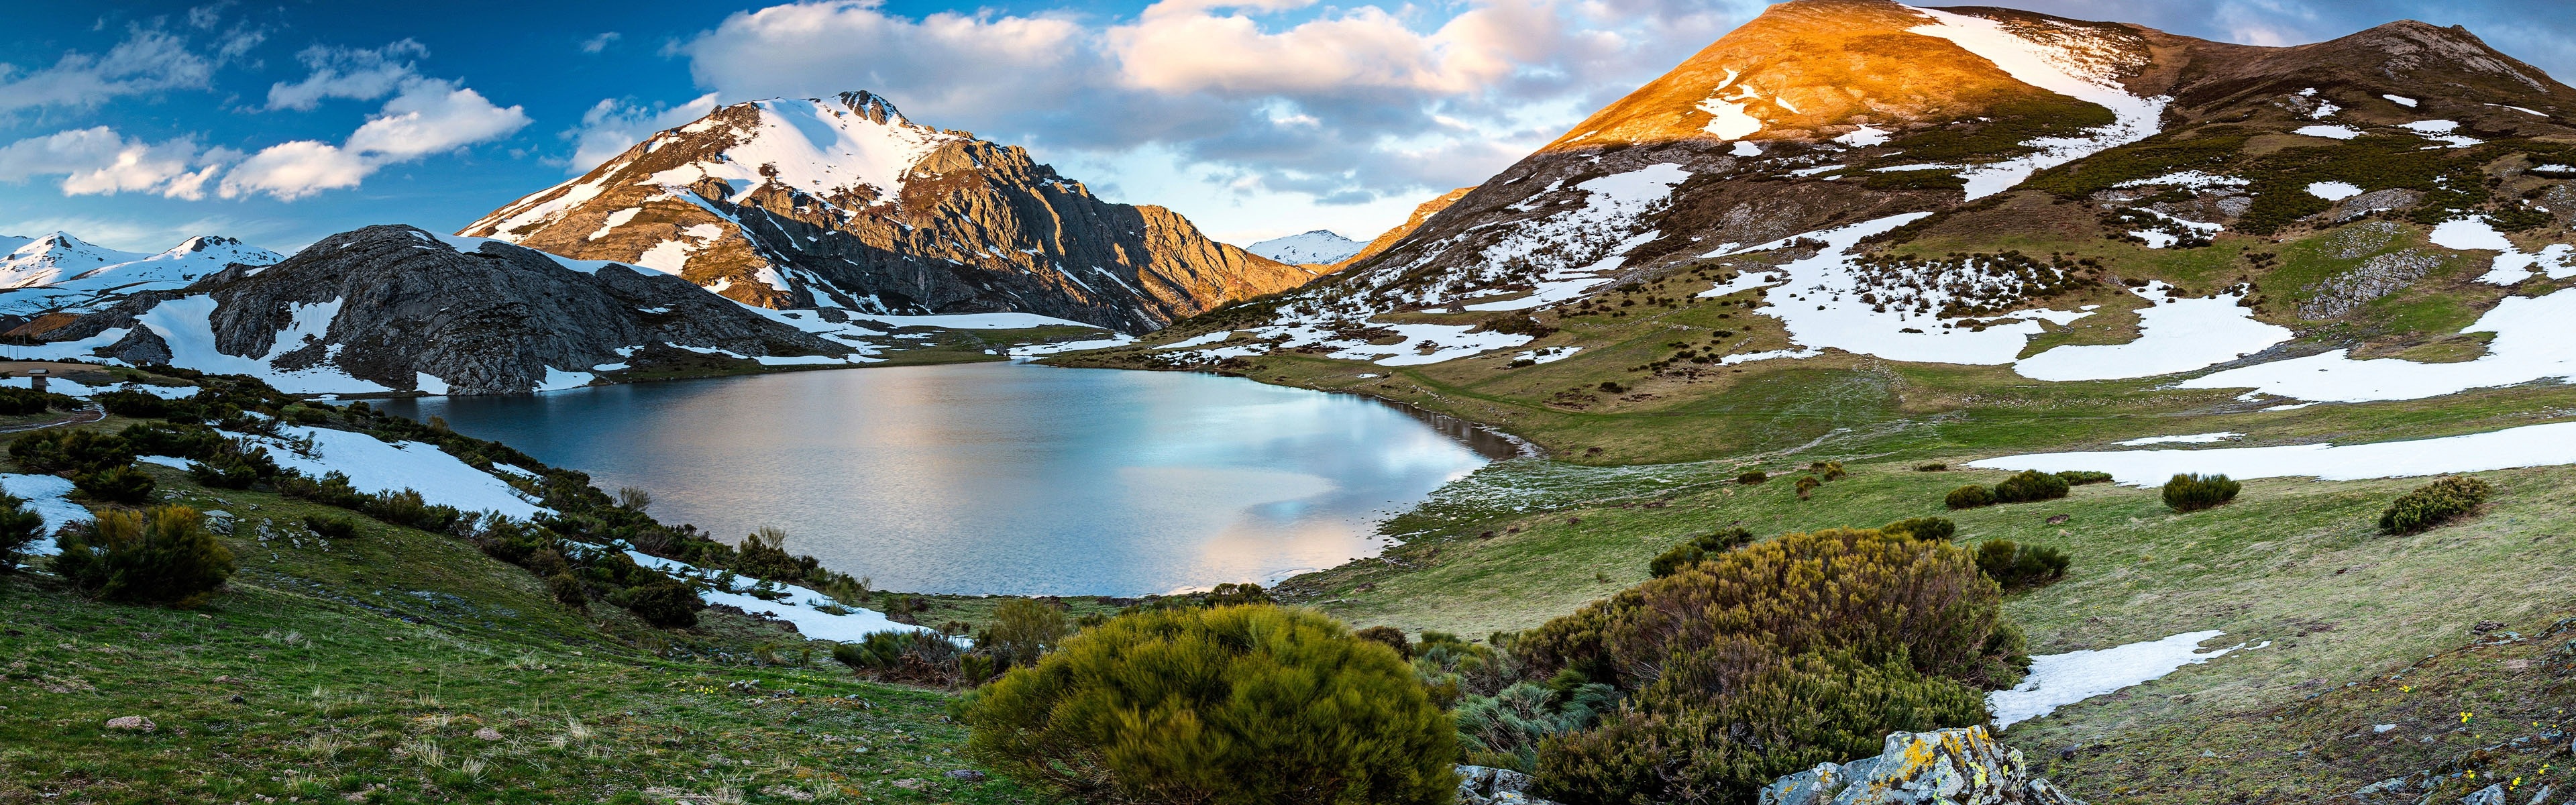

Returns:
1,0,2569,254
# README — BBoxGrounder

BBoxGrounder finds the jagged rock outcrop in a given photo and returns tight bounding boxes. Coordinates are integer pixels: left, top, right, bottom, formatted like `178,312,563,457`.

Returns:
1455,765,1558,805
460,91,1324,332
1758,728,2085,805
44,225,855,395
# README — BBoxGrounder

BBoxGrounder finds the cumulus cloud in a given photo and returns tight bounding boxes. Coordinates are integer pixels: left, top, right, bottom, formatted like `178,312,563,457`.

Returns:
677,0,1746,210
0,127,236,201
264,39,429,111
222,78,531,201
0,27,219,113
561,93,722,172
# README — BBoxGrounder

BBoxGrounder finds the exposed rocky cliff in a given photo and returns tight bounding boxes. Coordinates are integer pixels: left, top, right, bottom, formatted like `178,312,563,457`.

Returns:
42,225,859,395
460,92,1323,333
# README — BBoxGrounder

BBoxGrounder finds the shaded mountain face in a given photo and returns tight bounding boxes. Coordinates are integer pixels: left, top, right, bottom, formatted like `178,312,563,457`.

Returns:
460,92,1322,333
1249,231,1364,265
1126,0,2575,382
42,225,860,396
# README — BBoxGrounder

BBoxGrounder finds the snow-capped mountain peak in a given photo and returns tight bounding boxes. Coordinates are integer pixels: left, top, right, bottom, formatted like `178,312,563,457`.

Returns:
0,233,282,318
0,233,148,289
1248,230,1364,265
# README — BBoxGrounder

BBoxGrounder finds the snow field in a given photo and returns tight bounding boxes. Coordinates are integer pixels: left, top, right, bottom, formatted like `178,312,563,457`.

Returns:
625,551,932,643
0,473,91,557
2116,432,2241,446
1969,420,2576,486
1904,7,2170,199
2294,125,2362,140
1989,631,2246,729
240,425,545,519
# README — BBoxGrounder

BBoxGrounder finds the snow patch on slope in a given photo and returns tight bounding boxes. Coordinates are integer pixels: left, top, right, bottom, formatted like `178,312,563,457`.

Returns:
1990,631,2241,729
1905,7,2169,199
1970,421,2576,486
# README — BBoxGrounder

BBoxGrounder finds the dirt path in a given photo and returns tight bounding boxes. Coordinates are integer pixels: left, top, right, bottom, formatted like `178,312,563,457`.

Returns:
0,403,104,435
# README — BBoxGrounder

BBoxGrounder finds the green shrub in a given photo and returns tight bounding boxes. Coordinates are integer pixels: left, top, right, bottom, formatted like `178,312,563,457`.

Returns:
966,605,1456,805
985,598,1071,667
2378,476,2493,533
2055,470,2113,486
1454,679,1619,772
1354,625,1412,657
1519,528,2019,803
11,429,133,474
52,506,234,608
610,573,700,628
1794,476,1822,498
1202,582,1273,606
73,465,157,504
0,492,45,570
0,386,72,415
93,389,191,419
1973,540,2071,590
733,527,818,583
547,573,586,610
1811,461,1847,481
2162,473,2242,512
1648,528,1756,578
835,629,963,683
1944,484,1994,509
1877,517,1956,543
1991,470,2070,504
303,515,358,540
119,422,225,460
1913,463,1947,472
1735,470,1768,485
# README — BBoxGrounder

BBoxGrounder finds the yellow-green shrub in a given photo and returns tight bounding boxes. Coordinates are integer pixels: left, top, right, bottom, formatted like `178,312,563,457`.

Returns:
965,605,1456,805
52,506,234,608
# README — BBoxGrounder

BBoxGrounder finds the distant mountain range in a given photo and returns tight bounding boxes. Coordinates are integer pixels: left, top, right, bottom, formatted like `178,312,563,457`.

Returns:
458,91,1328,333
0,233,280,323
1248,230,1364,265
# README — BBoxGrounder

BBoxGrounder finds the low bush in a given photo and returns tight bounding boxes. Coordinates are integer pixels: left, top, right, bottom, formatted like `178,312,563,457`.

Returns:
966,606,1456,805
2162,473,2242,512
1648,528,1756,578
610,573,700,628
303,515,358,540
52,506,234,608
1354,625,1412,657
93,389,195,419
1519,528,2022,803
1735,470,1768,485
547,573,586,610
1945,484,1995,509
1454,678,1619,772
11,429,133,474
0,386,74,415
1913,463,1947,472
0,492,45,570
1794,476,1821,498
1811,461,1847,481
2055,470,2113,486
1877,517,1956,542
2379,476,2493,534
1991,470,2070,504
73,465,157,504
1973,540,2071,590
983,598,1071,667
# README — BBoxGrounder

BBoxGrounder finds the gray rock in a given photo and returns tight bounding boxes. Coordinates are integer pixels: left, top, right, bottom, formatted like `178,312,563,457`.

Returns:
1758,727,2084,805
47,225,853,395
943,769,985,783
103,716,154,732
1456,765,1556,805
2464,783,2507,805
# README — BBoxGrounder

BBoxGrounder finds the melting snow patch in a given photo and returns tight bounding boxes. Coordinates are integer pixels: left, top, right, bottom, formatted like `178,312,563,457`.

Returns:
136,296,394,395
1989,631,2240,729
1970,421,2576,486
2306,181,2364,201
2181,278,2576,402
1160,331,1236,350
241,426,543,518
2489,104,2547,117
1513,347,1580,365
2383,94,2418,108
2117,432,2242,446
1835,126,1891,146
863,312,1103,330
1008,335,1136,358
2116,171,2249,190
2432,219,2576,286
1730,140,1762,157
1906,7,2170,199
1,474,90,557
2013,282,2290,381
2294,125,2362,140
2400,120,2481,148
625,551,930,642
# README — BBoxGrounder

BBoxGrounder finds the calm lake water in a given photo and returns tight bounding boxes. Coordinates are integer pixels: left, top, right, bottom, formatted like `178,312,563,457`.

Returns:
379,362,1516,596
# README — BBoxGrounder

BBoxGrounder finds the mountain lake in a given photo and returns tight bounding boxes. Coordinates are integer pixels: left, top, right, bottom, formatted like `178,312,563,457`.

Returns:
380,362,1518,596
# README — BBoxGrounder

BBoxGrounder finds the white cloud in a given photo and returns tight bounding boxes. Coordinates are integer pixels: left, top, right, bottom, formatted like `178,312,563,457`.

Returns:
562,93,722,172
264,39,428,111
0,27,217,113
222,78,530,201
581,32,623,54
0,127,235,201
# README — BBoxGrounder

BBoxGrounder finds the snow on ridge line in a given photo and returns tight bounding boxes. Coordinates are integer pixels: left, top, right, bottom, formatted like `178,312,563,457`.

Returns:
625,550,932,642
1967,420,2576,486
1903,6,2169,199
1989,631,2245,729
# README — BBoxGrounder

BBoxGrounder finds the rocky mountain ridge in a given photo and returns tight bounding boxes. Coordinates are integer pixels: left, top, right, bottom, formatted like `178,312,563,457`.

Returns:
0,233,282,323
460,91,1324,333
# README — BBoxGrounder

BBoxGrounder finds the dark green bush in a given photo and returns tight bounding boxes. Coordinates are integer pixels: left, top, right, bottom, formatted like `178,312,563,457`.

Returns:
119,422,226,460
2378,476,2493,534
1973,540,2071,590
733,527,818,583
1944,484,1994,509
2162,473,2242,512
52,506,234,608
1649,528,1756,578
1202,582,1273,606
547,573,586,610
985,598,1071,667
1354,625,1412,657
1455,679,1619,772
1877,517,1956,543
1794,476,1822,498
1811,461,1847,481
0,492,44,570
73,465,156,504
1991,470,2070,504
2055,470,2113,486
93,389,193,419
966,606,1456,805
303,515,358,540
1519,528,2020,803
610,573,700,628
11,429,133,474
1736,470,1768,485
0,386,73,415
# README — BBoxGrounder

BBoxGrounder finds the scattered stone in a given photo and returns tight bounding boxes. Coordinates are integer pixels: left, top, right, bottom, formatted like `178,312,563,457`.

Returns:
891,779,928,791
104,716,154,732
2373,723,2398,733
758,784,817,802
1758,727,2083,805
1457,765,1557,805
2473,621,2506,633
2462,783,2506,805
2045,514,2070,525
943,769,986,782
474,727,504,741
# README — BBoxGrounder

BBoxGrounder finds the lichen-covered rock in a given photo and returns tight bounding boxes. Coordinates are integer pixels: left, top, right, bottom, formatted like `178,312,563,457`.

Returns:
104,716,154,732
1758,727,2084,805
1456,765,1559,805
